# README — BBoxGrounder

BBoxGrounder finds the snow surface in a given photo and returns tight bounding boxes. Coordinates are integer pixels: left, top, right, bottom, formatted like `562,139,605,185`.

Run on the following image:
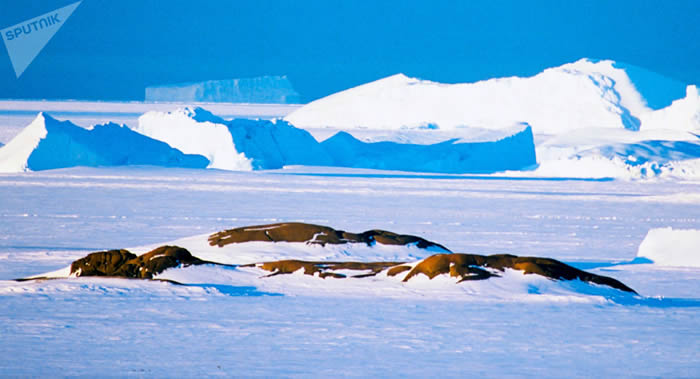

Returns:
0,113,208,172
145,75,301,103
152,264,634,302
637,227,700,267
145,233,445,265
1,166,700,376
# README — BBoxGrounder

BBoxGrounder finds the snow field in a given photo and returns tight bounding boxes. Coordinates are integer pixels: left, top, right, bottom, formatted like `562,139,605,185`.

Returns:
1,166,699,376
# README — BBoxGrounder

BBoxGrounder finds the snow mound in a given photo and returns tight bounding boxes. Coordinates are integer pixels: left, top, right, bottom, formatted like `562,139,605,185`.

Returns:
236,252,635,293
154,234,444,266
0,113,208,173
320,125,536,173
145,75,301,103
637,227,700,267
26,231,636,300
286,59,698,135
135,107,332,170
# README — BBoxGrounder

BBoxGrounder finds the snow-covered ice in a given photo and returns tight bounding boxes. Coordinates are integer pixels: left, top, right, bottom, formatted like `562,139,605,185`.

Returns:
1,165,699,376
1,164,699,376
637,227,700,267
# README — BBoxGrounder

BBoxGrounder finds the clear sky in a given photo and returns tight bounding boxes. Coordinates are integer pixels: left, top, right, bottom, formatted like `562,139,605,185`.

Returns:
0,0,698,102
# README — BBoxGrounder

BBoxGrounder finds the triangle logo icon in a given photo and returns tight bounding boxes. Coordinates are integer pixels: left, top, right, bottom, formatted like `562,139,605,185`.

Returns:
1,1,82,78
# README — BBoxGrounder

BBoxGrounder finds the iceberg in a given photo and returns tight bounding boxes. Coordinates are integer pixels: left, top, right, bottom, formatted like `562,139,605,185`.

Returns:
145,76,301,104
135,107,333,170
321,126,536,174
136,107,537,174
284,58,699,179
286,59,698,135
0,113,208,172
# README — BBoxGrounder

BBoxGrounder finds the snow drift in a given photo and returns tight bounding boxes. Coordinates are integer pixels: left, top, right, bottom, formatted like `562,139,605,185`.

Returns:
637,227,700,267
286,59,698,135
0,113,208,173
145,75,301,104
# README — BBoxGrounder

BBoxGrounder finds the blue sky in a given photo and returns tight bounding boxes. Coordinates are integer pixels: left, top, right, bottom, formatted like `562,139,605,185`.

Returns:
1,0,698,102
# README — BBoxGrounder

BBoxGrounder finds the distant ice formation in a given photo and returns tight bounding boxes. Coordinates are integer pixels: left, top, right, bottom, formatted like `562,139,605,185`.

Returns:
320,126,536,174
286,59,699,135
135,107,535,173
284,58,700,179
135,107,332,170
0,113,208,172
145,76,301,104
3,58,699,179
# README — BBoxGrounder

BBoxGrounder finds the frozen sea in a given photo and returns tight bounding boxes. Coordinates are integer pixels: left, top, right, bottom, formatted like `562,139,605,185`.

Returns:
1,166,699,376
0,103,699,377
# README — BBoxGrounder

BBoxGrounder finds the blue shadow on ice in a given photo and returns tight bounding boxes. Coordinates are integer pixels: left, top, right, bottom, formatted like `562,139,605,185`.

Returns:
610,296,700,308
278,172,614,182
184,283,283,297
319,128,537,174
612,61,688,110
567,259,700,308
566,257,653,270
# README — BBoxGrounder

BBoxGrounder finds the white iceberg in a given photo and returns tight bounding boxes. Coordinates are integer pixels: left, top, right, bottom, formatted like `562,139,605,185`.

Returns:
135,107,333,170
286,59,699,134
0,113,208,173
